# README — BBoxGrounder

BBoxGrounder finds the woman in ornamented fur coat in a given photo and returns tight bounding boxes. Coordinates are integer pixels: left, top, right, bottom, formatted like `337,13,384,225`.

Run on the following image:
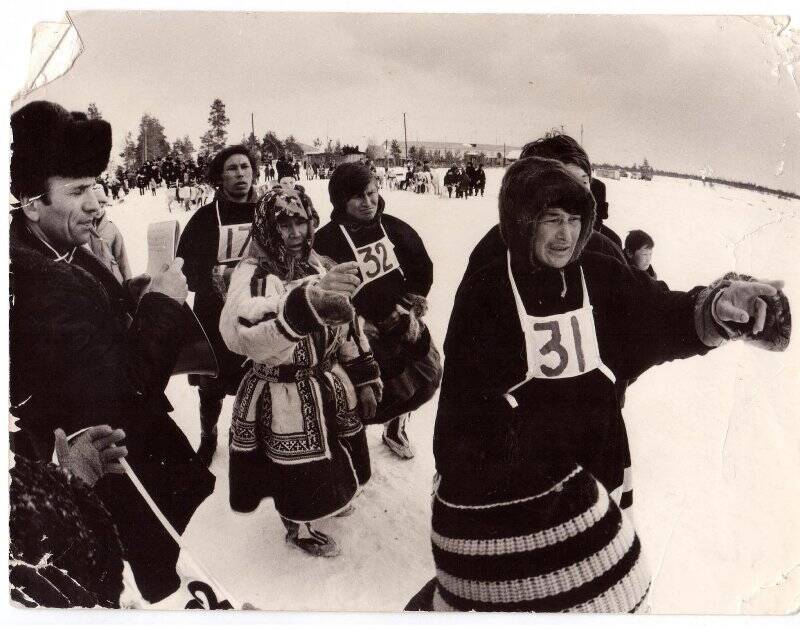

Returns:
425,157,789,612
220,186,382,558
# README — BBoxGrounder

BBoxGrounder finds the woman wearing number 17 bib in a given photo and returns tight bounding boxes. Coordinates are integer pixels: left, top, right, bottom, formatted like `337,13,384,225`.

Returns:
315,163,442,459
424,157,789,612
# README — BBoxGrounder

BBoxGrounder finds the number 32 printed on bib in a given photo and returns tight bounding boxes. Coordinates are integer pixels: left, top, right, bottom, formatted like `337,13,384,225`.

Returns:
353,236,402,292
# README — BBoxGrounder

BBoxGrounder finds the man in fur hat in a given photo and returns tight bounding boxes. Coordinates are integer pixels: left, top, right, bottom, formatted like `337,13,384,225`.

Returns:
9,100,215,603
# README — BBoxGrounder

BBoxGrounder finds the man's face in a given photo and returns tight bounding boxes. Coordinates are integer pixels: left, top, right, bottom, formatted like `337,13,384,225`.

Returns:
531,207,582,269
345,181,380,222
221,153,253,200
28,176,100,248
562,163,591,192
629,246,653,271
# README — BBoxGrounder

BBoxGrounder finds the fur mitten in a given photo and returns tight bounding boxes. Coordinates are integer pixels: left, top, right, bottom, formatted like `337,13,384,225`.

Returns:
377,307,423,346
307,286,355,325
698,272,791,351
398,293,428,318
715,272,790,351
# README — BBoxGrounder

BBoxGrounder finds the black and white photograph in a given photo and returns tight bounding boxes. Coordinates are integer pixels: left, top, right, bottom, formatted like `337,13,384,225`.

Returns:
4,1,799,622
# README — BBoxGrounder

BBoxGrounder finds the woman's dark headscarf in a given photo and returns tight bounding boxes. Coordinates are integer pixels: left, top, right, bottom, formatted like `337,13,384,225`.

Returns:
250,185,318,282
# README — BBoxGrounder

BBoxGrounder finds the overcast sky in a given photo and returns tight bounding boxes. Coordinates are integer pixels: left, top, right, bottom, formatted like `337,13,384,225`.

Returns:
9,9,800,192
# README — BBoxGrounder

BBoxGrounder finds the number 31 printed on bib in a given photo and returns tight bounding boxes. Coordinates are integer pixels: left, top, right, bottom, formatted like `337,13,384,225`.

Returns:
532,316,587,377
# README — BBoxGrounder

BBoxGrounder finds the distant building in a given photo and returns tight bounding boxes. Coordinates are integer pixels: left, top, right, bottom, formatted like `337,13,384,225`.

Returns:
376,139,519,166
341,151,366,164
594,167,621,180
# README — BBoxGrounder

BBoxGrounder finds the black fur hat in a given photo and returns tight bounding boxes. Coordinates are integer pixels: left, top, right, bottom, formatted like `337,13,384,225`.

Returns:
10,100,112,200
498,157,596,270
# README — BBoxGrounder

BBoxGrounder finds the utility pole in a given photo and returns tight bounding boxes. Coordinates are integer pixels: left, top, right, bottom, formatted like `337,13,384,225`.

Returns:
251,112,255,138
580,123,584,146
403,112,408,162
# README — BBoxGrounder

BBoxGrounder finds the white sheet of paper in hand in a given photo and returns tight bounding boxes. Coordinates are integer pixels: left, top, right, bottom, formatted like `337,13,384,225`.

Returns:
147,220,180,277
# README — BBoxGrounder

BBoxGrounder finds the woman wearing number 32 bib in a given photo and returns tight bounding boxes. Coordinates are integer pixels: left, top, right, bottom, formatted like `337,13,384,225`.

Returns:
315,162,442,460
419,157,789,612
220,187,382,557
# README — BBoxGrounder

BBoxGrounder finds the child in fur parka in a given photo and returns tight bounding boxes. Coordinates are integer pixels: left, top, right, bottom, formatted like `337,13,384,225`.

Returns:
220,186,381,557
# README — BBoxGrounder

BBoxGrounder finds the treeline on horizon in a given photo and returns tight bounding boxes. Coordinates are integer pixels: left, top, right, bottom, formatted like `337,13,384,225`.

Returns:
592,162,799,200
89,99,798,200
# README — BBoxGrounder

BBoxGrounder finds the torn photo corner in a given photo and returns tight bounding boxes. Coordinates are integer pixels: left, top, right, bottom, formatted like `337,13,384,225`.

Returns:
5,7,800,620
14,12,83,103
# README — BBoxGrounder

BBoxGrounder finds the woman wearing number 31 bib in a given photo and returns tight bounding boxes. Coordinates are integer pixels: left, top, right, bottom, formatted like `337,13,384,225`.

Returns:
315,162,442,460
418,157,789,612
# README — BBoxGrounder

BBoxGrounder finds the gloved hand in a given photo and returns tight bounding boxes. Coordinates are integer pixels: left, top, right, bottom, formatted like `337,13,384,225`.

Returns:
403,309,421,345
712,274,790,351
307,285,355,325
54,425,128,487
356,385,380,420
318,261,361,296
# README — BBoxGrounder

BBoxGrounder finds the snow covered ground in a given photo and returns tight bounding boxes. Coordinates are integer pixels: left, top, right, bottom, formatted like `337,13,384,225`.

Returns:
107,170,800,614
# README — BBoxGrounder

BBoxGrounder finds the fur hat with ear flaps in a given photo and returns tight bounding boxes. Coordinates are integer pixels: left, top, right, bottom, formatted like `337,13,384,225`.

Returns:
498,157,596,272
11,100,112,200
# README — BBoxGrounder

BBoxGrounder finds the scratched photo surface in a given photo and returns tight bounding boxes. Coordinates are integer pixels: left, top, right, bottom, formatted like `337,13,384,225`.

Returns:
7,10,800,615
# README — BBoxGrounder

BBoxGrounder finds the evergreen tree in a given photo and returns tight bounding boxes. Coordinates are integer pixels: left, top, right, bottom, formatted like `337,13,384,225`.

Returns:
284,134,302,158
87,102,102,120
181,135,195,160
390,139,402,161
199,98,230,158
244,132,261,163
261,131,283,161
119,131,138,170
334,139,342,156
135,114,170,163
170,136,195,162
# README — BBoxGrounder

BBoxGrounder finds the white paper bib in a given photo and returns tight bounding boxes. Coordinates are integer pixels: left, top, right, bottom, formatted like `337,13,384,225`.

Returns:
506,252,615,401
339,224,403,295
215,201,252,264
